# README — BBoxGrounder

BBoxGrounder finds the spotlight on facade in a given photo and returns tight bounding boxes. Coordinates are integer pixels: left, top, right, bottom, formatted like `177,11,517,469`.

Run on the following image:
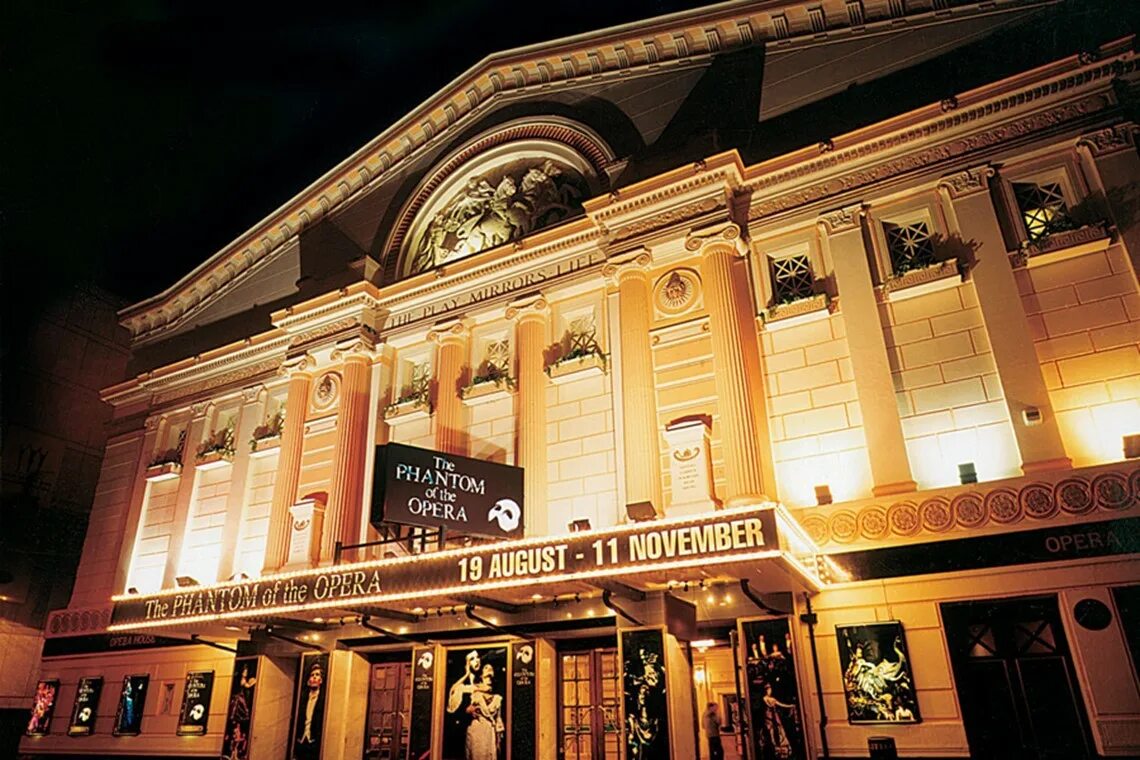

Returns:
1124,434,1140,459
625,501,658,523
126,587,139,595
569,518,592,532
175,576,200,588
958,462,978,485
227,572,250,582
814,485,833,505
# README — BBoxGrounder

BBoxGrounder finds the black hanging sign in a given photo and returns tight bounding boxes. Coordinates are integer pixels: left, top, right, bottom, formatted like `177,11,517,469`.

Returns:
68,676,103,736
372,442,524,538
510,641,537,760
409,647,436,760
176,670,214,735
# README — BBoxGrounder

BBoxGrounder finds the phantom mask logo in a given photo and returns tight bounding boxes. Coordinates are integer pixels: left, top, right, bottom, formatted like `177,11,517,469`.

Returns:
487,499,521,532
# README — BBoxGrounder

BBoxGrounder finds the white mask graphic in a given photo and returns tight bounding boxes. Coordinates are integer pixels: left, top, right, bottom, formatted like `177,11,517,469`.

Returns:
417,651,434,670
487,498,521,532
516,645,534,665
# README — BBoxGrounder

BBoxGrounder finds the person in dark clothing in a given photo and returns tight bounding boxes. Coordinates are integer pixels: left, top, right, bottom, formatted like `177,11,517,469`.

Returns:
703,702,724,760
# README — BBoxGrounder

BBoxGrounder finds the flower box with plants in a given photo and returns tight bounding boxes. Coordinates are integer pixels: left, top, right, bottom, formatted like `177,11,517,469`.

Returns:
461,363,515,406
1016,191,1115,267
762,291,830,329
145,448,184,482
546,345,607,385
195,422,236,470
249,409,285,458
385,389,432,422
882,258,962,302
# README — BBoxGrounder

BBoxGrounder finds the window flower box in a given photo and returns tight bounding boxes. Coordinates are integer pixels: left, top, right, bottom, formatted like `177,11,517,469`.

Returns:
461,377,515,407
195,450,233,471
249,435,281,458
762,292,830,330
145,461,182,482
195,422,236,470
385,395,432,423
882,259,962,302
249,410,284,457
546,350,607,385
1015,222,1112,269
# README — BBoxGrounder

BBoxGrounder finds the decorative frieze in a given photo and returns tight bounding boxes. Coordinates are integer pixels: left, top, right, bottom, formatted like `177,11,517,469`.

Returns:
816,204,864,235
1077,122,1139,157
938,164,995,199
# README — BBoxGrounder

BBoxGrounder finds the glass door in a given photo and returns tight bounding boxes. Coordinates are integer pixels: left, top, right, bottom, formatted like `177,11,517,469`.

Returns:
559,648,621,760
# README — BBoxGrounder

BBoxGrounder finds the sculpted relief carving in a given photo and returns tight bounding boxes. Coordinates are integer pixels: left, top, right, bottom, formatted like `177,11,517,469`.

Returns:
406,158,587,274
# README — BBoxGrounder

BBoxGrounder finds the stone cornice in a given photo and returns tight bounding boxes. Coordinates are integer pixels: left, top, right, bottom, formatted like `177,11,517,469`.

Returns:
938,164,996,199
118,1,1055,346
1077,121,1140,156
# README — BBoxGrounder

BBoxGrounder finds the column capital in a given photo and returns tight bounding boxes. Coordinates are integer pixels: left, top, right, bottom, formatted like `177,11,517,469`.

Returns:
938,164,996,200
428,319,470,346
1077,122,1139,157
602,249,652,285
505,295,549,322
684,220,746,256
817,203,866,235
330,336,378,362
241,384,267,404
189,400,214,419
144,414,163,432
280,353,316,376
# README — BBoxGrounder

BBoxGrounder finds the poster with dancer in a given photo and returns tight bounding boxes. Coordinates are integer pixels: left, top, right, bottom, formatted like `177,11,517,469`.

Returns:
68,676,103,736
291,652,330,760
620,627,670,760
738,617,807,760
221,657,258,760
442,645,507,760
835,621,921,724
177,670,214,735
26,680,59,736
113,674,149,736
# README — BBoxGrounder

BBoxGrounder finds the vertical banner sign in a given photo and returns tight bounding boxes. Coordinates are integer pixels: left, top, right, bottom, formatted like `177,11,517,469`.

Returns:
176,670,214,735
409,647,436,760
25,680,60,736
738,618,808,760
620,627,670,760
510,640,537,760
68,676,103,736
221,657,259,760
113,674,149,736
442,645,508,760
291,652,330,760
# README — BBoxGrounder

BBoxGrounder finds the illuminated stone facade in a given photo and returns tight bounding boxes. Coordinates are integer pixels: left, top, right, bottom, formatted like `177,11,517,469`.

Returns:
20,2,1140,759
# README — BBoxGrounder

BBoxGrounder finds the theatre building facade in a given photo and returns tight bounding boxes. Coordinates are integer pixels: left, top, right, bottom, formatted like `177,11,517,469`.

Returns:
18,1,1140,758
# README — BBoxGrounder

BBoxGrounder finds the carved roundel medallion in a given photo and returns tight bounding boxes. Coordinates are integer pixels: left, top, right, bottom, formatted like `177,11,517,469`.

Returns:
311,371,341,412
1020,482,1058,520
952,492,986,528
1057,478,1094,514
654,269,700,316
1092,473,1130,510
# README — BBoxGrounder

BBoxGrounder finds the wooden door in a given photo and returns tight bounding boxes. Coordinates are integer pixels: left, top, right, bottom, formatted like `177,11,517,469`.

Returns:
559,648,621,760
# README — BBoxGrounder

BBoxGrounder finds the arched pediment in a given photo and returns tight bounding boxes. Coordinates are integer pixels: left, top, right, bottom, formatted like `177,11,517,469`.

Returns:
388,119,612,280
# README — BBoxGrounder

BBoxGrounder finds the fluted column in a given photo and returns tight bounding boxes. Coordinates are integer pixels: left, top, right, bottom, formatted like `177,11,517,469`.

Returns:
939,166,1071,472
263,357,313,573
821,204,917,496
605,251,663,515
431,321,470,456
508,297,549,535
322,341,375,562
216,385,267,581
162,401,212,588
687,222,770,506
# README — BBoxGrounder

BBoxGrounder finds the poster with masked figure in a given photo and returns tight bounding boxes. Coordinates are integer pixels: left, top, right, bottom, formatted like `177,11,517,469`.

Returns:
835,621,921,724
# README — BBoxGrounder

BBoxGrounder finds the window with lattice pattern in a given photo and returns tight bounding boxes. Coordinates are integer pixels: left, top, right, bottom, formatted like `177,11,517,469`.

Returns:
769,254,815,304
1013,181,1070,242
884,221,936,275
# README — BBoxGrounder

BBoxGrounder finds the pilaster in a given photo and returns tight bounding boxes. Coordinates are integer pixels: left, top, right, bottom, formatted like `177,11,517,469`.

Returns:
685,222,772,506
938,166,1071,472
161,401,213,588
429,320,471,456
113,420,163,596
263,355,315,573
820,204,917,496
507,296,550,536
1077,122,1140,290
216,385,268,581
604,250,663,516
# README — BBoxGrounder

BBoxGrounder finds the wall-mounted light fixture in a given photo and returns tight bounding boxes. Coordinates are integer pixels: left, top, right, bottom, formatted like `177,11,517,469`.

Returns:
569,518,592,532
1022,407,1042,426
1124,434,1140,460
175,576,200,588
814,485,832,506
958,462,977,485
693,664,707,685
625,501,658,523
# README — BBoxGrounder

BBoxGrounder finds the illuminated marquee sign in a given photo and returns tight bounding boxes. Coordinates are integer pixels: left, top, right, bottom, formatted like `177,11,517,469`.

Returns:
372,442,525,539
110,506,779,630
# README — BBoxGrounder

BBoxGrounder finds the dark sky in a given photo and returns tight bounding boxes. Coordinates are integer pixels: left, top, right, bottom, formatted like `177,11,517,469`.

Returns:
3,0,707,319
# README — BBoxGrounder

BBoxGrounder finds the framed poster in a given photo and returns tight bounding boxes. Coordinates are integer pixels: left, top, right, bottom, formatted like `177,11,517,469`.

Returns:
113,674,149,736
176,670,214,735
409,647,436,760
442,644,507,760
291,652,330,760
510,640,537,760
738,617,807,760
68,676,103,736
835,621,921,723
620,627,670,760
221,657,258,759
26,679,60,736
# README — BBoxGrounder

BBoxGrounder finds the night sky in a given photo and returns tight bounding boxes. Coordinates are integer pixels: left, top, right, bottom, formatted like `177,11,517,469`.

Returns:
3,1,708,323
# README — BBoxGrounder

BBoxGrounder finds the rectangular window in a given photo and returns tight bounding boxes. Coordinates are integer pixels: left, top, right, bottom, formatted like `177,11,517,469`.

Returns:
884,220,936,275
1013,181,1071,242
770,254,815,304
